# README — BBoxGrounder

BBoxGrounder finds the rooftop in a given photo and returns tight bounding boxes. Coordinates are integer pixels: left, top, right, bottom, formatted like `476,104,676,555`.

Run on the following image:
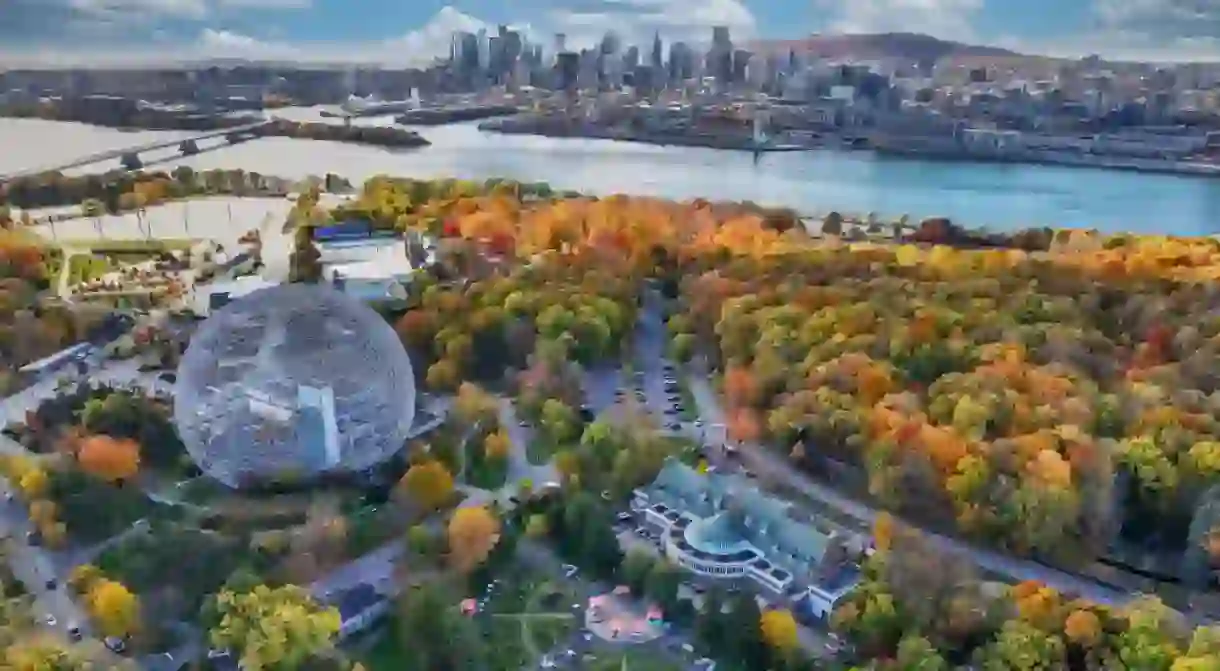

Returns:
641,459,836,578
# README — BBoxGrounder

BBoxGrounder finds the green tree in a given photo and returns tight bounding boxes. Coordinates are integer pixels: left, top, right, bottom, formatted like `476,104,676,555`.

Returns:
619,550,655,594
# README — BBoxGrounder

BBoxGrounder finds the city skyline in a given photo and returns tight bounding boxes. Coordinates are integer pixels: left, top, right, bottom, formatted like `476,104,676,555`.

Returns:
4,0,1220,68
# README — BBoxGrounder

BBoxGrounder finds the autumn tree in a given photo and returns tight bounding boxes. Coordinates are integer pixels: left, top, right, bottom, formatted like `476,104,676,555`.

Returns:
447,506,501,573
759,609,800,655
208,584,341,671
85,578,140,638
398,460,455,510
76,435,140,483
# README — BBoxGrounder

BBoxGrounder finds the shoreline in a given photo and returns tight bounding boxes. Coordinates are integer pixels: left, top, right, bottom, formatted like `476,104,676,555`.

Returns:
481,118,1220,178
478,120,811,153
873,145,1220,179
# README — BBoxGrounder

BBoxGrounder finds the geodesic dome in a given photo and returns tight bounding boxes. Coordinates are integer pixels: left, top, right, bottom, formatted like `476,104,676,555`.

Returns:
173,283,416,488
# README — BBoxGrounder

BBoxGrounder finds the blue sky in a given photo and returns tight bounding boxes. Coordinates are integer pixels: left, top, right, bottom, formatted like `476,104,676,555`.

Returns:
3,0,1218,66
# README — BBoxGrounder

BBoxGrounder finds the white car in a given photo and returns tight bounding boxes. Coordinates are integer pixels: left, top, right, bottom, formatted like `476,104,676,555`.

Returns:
43,614,56,627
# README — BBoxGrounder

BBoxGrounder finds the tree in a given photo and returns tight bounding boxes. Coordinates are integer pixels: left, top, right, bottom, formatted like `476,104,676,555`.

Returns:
483,430,511,462
1064,609,1102,648
398,460,455,510
68,564,101,595
426,359,459,392
208,584,341,671
395,579,488,671
620,550,655,594
540,399,578,444
896,635,950,671
85,578,140,638
644,561,682,614
16,466,47,499
447,506,501,573
759,609,800,655
454,383,498,426
525,514,549,538
977,620,1066,671
76,435,140,483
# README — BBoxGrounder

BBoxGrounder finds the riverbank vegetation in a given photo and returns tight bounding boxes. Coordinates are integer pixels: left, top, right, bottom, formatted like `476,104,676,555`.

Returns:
0,166,352,215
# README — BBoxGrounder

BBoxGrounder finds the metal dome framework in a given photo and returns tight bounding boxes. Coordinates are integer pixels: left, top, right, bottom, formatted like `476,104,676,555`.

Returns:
174,283,416,488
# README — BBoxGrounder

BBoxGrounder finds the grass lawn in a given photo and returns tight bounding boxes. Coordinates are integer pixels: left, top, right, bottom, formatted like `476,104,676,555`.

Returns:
359,577,577,671
66,254,115,285
591,650,688,671
59,238,196,253
484,577,579,671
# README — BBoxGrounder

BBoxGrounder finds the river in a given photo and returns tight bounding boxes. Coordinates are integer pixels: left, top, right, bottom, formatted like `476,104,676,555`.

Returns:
3,111,1220,236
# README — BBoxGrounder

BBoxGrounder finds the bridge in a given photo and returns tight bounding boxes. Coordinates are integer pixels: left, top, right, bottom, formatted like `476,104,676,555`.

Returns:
0,119,274,182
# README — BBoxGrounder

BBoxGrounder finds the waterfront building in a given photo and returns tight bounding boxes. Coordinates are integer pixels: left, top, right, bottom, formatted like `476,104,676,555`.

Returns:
631,460,859,618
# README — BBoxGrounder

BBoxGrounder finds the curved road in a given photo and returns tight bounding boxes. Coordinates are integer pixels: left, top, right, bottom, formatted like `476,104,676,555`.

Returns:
623,291,1140,608
683,370,1136,607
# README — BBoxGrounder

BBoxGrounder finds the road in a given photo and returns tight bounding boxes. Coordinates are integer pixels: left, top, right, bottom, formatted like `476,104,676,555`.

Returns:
675,342,1136,608
0,479,91,636
310,540,405,600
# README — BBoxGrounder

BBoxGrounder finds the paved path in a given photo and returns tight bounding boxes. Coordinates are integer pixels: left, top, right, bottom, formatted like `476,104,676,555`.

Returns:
498,400,558,487
0,478,91,636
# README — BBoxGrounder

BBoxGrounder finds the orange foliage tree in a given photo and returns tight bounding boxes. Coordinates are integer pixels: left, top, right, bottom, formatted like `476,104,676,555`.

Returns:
76,435,141,482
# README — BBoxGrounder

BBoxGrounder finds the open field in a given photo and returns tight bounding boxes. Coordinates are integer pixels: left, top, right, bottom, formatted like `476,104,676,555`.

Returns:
31,197,293,248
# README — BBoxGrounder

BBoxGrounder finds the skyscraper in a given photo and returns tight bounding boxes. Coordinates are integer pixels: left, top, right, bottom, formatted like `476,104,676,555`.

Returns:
651,32,664,71
554,33,567,59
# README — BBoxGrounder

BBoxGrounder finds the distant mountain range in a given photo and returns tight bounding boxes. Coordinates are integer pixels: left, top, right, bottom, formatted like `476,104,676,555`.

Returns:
751,32,1025,64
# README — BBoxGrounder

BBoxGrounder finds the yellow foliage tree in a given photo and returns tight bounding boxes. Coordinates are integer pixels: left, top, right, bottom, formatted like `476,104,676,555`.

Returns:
16,467,47,499
447,506,501,573
397,460,455,510
208,584,341,671
760,609,800,653
483,430,511,461
874,512,896,553
86,578,140,638
68,564,102,595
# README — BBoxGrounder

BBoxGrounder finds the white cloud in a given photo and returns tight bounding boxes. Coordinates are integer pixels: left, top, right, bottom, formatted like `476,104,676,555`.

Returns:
215,0,312,8
813,0,983,41
186,6,497,65
549,0,756,49
69,0,208,19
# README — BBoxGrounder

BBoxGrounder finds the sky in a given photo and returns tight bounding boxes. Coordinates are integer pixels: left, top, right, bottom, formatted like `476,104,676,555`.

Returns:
3,0,1220,67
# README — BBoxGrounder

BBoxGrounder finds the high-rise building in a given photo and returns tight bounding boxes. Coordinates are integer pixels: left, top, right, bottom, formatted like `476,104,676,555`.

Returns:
557,51,580,91
651,33,664,71
554,33,567,59
712,26,731,49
